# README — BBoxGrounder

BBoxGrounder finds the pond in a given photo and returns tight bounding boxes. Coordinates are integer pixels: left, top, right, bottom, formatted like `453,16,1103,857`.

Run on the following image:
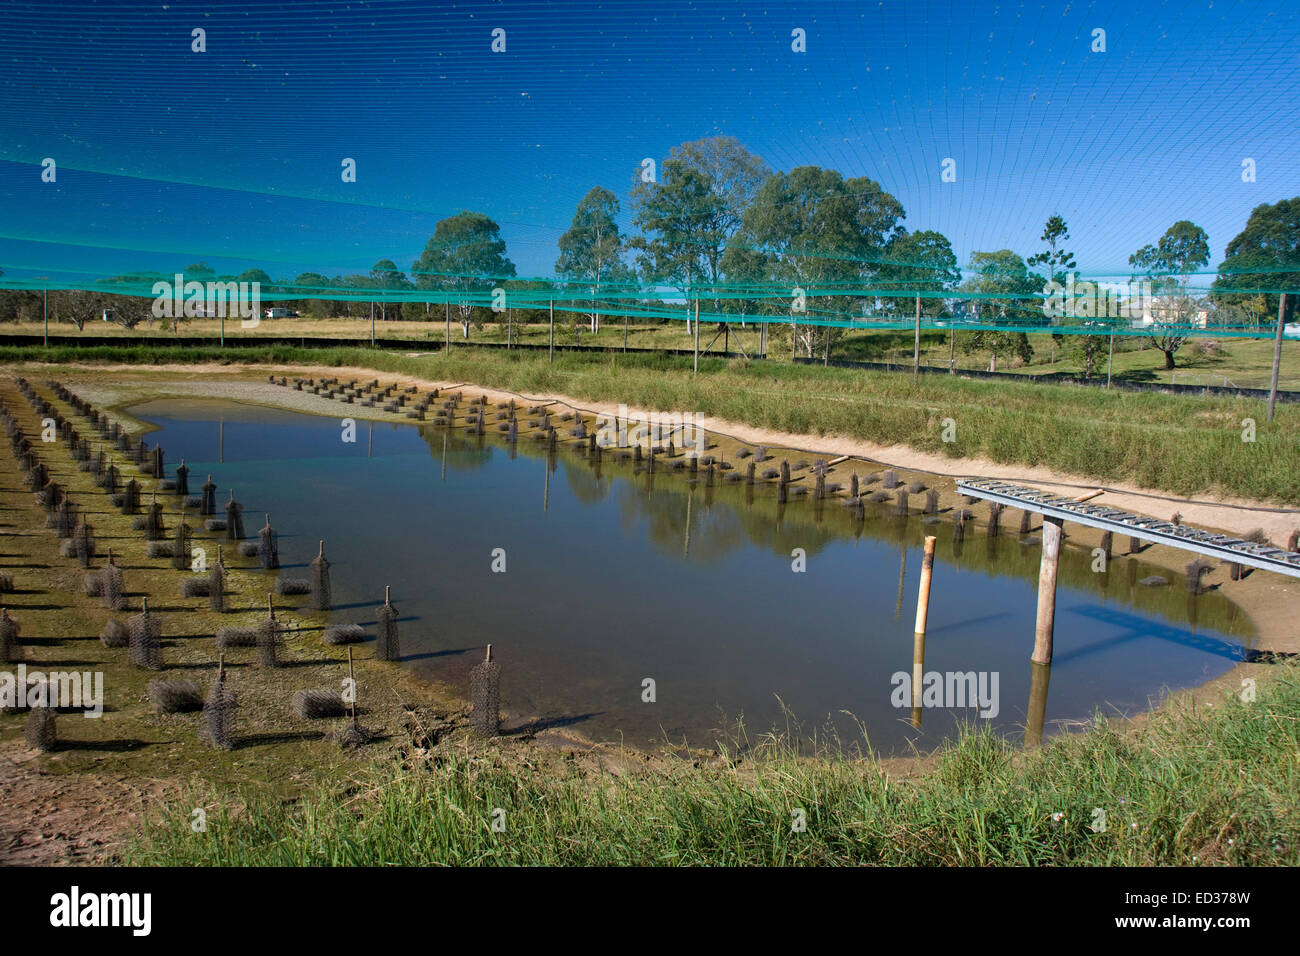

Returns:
127,397,1256,755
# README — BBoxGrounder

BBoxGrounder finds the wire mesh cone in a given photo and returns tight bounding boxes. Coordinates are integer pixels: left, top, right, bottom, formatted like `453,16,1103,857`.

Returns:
127,600,163,670
257,518,280,570
469,645,501,736
171,510,191,571
200,663,237,751
376,586,399,661
24,705,57,752
175,460,189,497
144,496,164,541
151,446,164,479
257,595,282,667
0,608,20,664
122,478,140,514
200,476,216,516
55,497,76,537
209,547,226,613
225,492,245,540
74,521,96,568
309,541,331,611
101,551,124,611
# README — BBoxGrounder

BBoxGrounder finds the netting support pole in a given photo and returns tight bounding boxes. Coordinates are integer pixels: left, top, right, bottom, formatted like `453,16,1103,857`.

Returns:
1107,333,1114,388
693,299,700,374
549,299,554,363
913,294,921,383
1268,292,1287,423
445,300,450,352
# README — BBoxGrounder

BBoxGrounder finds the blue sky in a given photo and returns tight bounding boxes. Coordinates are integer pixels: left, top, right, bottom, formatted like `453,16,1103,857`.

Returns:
2,0,1298,290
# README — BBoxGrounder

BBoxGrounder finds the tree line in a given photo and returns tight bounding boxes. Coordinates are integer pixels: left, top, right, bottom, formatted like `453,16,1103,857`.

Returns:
1,136,1296,369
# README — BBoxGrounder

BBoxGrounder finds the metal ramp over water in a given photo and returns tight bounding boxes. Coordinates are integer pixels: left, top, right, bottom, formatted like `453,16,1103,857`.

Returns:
956,477,1300,580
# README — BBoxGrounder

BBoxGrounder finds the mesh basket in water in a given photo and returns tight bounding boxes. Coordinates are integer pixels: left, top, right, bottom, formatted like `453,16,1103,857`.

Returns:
375,586,399,662
126,602,163,670
175,460,189,497
225,493,245,540
469,646,501,737
200,476,216,516
257,519,279,570
309,542,331,611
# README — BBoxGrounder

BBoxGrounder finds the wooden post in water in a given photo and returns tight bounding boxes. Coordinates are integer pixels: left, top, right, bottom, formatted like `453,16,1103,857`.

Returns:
911,536,937,728
1025,661,1051,747
1032,516,1064,664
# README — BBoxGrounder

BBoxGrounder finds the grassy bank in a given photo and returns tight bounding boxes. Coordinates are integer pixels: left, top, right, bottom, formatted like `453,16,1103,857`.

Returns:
123,658,1300,865
5,343,1299,503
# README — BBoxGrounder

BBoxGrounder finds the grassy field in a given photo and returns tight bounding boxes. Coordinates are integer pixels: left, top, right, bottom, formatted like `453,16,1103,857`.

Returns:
7,317,1300,389
4,343,1299,504
122,659,1300,865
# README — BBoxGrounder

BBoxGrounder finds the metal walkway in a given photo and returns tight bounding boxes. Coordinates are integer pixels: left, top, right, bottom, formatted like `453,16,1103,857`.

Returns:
956,477,1300,579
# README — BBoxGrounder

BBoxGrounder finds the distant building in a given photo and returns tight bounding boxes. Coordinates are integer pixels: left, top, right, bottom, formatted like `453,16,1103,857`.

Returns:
1132,295,1209,329
264,307,298,319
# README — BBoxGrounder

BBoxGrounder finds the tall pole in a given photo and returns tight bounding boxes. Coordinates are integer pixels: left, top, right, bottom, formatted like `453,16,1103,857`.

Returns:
42,285,48,347
1107,333,1114,388
445,300,450,351
370,300,375,347
1268,293,1287,423
1032,516,1064,665
913,293,921,383
548,299,554,363
693,299,700,374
